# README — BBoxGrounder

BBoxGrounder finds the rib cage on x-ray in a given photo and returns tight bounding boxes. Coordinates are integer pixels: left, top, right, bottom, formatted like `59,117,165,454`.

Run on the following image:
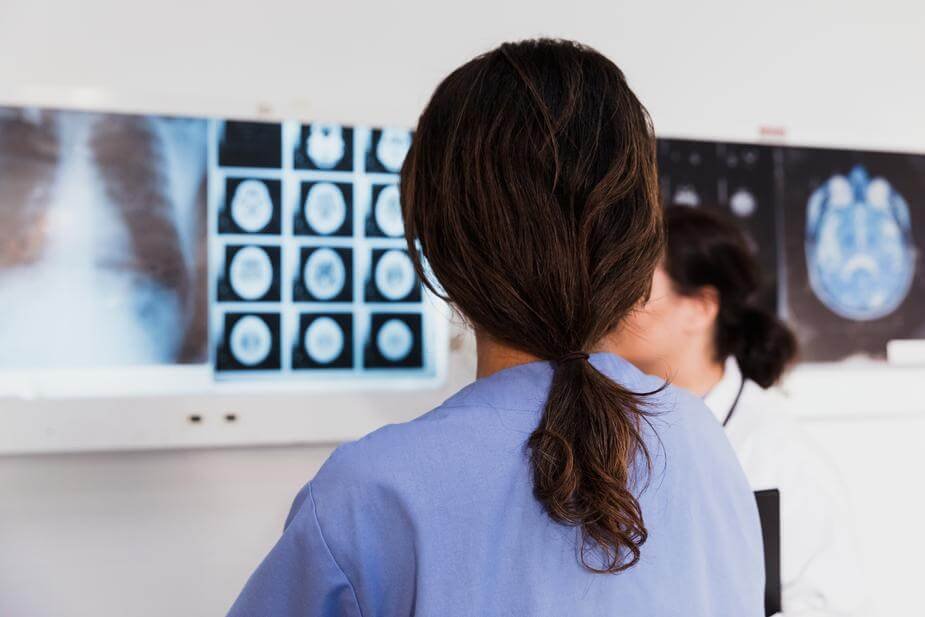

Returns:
0,108,208,368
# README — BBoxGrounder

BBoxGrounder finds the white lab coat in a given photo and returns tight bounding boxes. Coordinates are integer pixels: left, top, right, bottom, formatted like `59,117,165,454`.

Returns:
704,357,865,617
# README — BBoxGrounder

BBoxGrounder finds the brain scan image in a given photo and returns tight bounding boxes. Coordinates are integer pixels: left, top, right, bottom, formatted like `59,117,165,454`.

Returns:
230,179,274,233
364,312,423,368
228,246,275,301
229,314,273,367
375,128,412,173
729,188,757,218
725,147,760,169
305,123,346,170
304,315,345,364
805,165,916,321
672,185,701,207
657,139,720,212
373,249,417,301
373,184,404,237
376,318,414,362
292,312,353,369
302,247,348,301
304,182,348,235
656,139,925,362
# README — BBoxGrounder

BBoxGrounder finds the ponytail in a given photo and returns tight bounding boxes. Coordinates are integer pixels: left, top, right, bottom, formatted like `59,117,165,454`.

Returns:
728,306,797,388
401,40,665,574
529,357,653,572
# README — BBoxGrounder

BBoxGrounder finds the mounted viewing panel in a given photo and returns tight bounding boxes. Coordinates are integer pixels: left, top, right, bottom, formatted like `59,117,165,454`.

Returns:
3,103,925,454
0,106,453,454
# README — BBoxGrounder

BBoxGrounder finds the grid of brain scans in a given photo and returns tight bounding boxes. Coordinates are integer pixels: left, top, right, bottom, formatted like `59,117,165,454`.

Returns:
657,137,925,362
210,120,437,379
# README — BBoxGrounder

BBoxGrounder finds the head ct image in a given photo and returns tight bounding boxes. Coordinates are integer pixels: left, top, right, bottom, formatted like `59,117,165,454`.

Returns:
209,119,438,382
657,136,925,362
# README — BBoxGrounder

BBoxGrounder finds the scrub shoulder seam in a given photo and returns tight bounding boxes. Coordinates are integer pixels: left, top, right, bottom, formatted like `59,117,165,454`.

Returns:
308,482,365,617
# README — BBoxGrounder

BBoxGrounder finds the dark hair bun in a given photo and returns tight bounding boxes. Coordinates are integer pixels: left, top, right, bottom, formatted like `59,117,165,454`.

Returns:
734,306,798,388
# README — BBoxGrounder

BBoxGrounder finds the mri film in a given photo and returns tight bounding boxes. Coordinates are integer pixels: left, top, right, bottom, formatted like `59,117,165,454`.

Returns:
366,248,420,303
217,244,281,302
210,121,440,381
216,312,281,371
366,183,404,238
296,247,352,303
782,147,925,361
366,128,412,174
220,177,281,235
296,181,352,237
805,165,915,321
364,313,423,368
294,123,353,172
293,313,353,369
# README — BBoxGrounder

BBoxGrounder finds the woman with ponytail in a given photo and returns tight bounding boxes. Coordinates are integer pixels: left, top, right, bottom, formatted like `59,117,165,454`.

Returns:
612,205,865,616
229,41,764,617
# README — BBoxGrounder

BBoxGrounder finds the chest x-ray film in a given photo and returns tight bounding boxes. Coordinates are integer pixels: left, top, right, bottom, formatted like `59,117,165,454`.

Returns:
0,107,208,369
209,120,442,381
782,147,925,361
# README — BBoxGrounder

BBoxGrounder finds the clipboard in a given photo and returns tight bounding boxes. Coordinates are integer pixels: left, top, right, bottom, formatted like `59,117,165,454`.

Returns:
755,489,782,616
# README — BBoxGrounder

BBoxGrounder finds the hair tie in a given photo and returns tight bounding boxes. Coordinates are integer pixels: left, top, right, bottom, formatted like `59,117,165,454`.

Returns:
557,351,590,364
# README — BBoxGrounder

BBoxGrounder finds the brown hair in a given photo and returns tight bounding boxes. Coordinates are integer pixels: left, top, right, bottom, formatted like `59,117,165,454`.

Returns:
401,39,664,573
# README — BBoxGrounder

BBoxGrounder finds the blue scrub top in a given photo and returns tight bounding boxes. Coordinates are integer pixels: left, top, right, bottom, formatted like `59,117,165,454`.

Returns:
228,353,764,616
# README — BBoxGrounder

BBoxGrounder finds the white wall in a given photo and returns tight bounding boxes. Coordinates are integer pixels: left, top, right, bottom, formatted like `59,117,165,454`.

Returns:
3,0,924,152
2,1,925,616
0,445,333,617
802,417,925,617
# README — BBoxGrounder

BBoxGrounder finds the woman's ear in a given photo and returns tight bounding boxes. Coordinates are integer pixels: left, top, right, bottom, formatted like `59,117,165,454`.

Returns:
680,285,720,333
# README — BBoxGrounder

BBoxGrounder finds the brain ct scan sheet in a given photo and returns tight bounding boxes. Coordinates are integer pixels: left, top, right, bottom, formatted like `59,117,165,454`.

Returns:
658,137,925,362
210,121,440,381
0,107,208,369
782,147,925,362
806,165,914,321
